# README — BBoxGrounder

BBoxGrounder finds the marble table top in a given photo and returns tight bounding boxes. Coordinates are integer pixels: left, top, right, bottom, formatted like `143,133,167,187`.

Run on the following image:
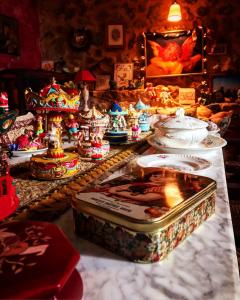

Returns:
55,147,240,300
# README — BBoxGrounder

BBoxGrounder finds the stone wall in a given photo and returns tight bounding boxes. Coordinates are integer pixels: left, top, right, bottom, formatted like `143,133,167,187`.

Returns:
37,0,240,85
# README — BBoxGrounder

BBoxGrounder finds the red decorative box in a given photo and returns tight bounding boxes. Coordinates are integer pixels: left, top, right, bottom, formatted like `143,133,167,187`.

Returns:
0,221,82,299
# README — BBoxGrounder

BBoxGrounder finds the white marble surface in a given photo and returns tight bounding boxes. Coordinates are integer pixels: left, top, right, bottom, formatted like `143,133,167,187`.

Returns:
54,147,240,300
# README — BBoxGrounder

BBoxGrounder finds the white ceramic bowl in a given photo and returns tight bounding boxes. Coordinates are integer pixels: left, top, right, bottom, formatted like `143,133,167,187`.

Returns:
154,108,208,148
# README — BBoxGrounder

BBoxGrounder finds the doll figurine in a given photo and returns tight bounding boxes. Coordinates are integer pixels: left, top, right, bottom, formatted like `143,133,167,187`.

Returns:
65,114,79,142
159,86,172,106
145,82,157,101
35,115,44,136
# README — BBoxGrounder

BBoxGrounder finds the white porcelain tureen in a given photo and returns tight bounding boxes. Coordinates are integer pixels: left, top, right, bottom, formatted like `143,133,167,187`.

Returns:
153,108,209,148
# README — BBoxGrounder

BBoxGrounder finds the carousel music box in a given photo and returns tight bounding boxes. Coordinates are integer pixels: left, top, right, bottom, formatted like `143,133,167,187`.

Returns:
78,106,110,160
135,98,151,132
25,79,81,180
126,104,140,128
105,101,129,144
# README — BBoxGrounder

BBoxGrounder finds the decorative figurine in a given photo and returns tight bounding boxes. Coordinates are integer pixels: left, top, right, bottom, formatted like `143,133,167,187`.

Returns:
25,79,81,180
0,91,9,112
126,104,140,128
15,129,34,150
135,98,149,111
65,114,79,142
134,98,151,132
78,130,110,161
35,115,44,136
63,81,79,97
47,125,63,157
131,122,141,141
82,83,90,112
159,86,173,106
105,101,128,144
145,82,157,101
78,106,110,160
13,129,46,151
138,111,151,132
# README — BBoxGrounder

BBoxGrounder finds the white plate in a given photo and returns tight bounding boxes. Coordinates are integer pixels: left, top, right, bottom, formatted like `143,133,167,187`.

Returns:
147,134,227,154
12,148,48,157
136,154,211,172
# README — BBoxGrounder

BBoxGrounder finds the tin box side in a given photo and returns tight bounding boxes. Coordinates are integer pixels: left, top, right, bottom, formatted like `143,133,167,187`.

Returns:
73,193,215,263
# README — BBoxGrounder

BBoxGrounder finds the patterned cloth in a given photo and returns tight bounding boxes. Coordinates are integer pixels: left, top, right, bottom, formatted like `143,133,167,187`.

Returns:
10,149,121,208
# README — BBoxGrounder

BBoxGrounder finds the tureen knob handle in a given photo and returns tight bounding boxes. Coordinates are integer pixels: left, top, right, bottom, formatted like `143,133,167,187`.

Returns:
175,108,185,119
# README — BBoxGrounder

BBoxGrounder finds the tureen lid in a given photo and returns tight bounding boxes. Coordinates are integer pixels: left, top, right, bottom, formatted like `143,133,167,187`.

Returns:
155,108,208,129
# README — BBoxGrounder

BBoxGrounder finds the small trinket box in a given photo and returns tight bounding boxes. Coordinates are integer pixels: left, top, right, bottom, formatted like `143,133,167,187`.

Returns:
0,221,82,299
72,167,216,263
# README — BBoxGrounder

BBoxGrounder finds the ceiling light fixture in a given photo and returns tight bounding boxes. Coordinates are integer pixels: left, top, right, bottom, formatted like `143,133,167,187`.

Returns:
167,1,182,22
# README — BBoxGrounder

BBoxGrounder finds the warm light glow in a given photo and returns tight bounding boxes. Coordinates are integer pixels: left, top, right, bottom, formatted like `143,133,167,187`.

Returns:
164,182,183,207
168,2,182,22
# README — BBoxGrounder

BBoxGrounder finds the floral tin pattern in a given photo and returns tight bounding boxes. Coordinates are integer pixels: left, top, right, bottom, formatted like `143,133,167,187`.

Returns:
72,168,216,263
73,194,215,263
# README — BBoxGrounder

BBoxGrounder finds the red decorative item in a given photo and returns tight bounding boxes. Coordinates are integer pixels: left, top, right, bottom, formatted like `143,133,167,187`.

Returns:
74,69,96,82
0,150,19,221
0,175,19,221
0,221,82,299
39,82,61,97
0,91,9,111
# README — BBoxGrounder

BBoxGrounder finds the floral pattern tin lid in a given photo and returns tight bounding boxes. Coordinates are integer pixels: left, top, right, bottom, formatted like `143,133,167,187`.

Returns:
73,167,216,231
155,108,208,130
0,221,80,299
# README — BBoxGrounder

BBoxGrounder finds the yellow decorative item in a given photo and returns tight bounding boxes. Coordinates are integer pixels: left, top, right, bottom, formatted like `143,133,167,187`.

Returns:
31,152,81,180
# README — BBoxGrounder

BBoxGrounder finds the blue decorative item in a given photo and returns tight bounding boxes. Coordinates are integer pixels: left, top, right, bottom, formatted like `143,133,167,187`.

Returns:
106,101,128,144
139,111,150,132
108,101,127,116
135,98,149,111
9,143,19,151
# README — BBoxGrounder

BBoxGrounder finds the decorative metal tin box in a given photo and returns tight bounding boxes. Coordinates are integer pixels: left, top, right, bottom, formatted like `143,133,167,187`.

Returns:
72,168,216,263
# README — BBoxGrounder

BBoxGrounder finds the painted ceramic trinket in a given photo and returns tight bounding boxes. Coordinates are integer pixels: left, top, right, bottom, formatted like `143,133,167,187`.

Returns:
78,106,110,160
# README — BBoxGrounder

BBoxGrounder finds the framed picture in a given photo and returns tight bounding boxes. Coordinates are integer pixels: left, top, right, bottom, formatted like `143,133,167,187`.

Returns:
0,14,20,55
144,27,204,78
178,88,196,105
114,63,134,88
95,75,111,91
106,24,124,49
